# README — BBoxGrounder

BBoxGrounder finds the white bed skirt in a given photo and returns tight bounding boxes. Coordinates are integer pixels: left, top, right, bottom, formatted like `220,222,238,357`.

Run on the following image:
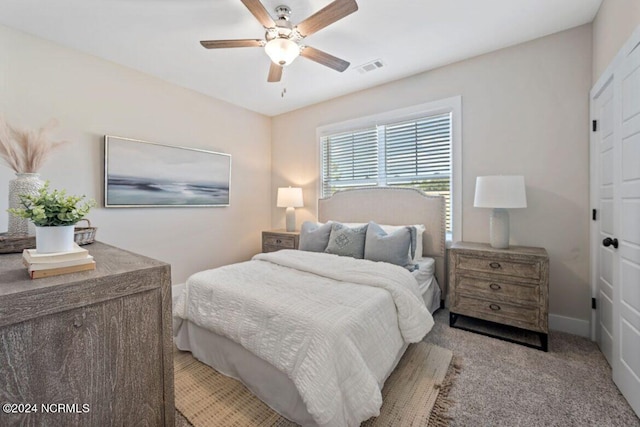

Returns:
175,319,321,425
172,273,441,426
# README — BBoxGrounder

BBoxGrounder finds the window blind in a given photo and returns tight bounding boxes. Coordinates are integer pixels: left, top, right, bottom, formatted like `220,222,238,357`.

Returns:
384,113,452,182
320,112,453,230
321,128,378,196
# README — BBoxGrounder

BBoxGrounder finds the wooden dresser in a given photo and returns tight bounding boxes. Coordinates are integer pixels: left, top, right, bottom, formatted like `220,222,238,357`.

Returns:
262,230,300,253
0,242,174,426
448,241,549,351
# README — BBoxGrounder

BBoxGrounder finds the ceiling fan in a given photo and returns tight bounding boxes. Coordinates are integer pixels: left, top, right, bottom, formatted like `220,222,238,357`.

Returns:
200,0,358,83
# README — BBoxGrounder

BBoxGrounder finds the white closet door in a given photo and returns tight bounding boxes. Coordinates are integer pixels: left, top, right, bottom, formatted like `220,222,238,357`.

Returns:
592,27,640,418
593,78,615,366
613,39,640,416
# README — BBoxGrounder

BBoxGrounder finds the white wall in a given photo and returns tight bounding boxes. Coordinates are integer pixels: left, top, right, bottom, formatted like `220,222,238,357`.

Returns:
271,25,593,324
0,25,272,284
592,0,640,82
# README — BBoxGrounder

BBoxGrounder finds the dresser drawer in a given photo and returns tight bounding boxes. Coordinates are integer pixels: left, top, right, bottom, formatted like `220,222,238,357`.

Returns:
263,235,295,249
457,255,540,280
456,275,540,305
452,294,542,332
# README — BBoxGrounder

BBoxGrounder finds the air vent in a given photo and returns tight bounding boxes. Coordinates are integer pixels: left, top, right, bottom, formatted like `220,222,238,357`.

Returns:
356,59,385,74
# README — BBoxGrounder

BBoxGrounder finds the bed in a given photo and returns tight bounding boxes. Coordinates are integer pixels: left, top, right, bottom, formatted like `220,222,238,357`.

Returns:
173,188,446,426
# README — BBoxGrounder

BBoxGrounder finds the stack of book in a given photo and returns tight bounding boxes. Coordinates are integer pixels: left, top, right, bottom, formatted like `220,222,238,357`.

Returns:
22,243,96,279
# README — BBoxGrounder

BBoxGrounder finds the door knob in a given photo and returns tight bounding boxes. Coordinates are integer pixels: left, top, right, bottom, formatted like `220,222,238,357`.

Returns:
602,237,619,249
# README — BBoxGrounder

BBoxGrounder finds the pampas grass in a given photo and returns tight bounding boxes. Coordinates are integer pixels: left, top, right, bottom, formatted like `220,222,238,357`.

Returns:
0,116,67,173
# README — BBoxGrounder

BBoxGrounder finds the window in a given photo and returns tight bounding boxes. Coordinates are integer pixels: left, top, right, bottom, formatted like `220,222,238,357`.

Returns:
319,97,461,237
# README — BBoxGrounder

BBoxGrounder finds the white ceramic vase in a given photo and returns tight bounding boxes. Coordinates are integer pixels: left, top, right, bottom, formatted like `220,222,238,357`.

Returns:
35,225,75,253
8,172,43,236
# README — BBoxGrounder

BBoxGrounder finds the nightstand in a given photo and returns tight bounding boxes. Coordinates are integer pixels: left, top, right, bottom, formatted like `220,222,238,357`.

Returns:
448,241,549,351
262,230,300,253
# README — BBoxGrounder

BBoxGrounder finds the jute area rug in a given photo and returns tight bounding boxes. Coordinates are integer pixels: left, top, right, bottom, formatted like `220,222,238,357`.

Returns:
174,342,459,427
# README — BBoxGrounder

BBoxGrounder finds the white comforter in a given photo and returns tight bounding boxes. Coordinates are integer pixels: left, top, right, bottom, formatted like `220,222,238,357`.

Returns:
173,250,434,427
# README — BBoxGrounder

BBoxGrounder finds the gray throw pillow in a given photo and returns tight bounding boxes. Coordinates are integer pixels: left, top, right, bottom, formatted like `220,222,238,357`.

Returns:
299,221,333,252
364,222,417,266
325,223,368,259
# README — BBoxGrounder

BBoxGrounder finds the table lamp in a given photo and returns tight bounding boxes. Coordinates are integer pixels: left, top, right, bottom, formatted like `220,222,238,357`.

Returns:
474,175,527,249
277,187,303,232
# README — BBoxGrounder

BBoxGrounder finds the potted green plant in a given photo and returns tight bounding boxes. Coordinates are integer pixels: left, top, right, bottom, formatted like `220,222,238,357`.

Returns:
8,182,96,253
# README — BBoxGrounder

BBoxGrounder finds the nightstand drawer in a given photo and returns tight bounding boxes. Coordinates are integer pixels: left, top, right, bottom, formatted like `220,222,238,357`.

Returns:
457,255,540,280
263,235,295,249
452,294,541,331
261,230,300,253
456,276,540,305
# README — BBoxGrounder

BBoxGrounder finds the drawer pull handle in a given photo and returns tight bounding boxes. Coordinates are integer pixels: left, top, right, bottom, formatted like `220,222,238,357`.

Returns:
276,239,282,244
489,262,501,269
489,283,501,290
489,304,501,311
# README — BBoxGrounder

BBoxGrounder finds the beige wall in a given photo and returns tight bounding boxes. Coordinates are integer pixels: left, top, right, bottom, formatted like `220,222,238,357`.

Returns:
0,21,596,326
271,25,593,325
0,25,272,284
592,0,640,82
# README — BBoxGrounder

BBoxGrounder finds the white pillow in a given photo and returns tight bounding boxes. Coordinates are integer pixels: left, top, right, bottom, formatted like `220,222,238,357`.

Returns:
341,222,425,262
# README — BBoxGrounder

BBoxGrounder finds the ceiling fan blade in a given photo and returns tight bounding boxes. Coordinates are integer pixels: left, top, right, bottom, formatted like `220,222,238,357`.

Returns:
296,0,358,37
268,63,283,82
301,46,350,72
240,0,275,28
200,39,263,49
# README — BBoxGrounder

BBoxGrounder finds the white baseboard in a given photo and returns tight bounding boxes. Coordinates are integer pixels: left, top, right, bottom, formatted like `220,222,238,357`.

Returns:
549,314,591,338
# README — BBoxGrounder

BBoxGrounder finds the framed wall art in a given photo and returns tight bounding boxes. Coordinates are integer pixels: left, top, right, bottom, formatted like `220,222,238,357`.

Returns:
104,136,231,207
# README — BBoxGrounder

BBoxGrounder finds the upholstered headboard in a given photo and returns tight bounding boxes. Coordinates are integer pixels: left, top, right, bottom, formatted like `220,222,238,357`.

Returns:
318,187,447,299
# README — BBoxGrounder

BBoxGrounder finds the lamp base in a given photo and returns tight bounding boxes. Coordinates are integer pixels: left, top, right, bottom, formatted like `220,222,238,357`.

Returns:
490,208,510,249
285,207,296,232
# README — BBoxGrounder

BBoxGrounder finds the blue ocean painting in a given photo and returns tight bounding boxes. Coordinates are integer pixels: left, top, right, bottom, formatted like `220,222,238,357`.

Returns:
105,137,231,206
107,175,229,205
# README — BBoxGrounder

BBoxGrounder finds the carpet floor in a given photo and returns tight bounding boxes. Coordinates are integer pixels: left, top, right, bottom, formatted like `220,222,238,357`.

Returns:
427,309,640,427
176,310,640,426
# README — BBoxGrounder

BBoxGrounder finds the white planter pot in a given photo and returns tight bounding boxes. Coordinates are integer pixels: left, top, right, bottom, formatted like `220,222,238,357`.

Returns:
35,225,75,253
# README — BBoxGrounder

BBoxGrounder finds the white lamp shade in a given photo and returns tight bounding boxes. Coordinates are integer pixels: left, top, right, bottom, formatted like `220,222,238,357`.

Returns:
277,187,304,208
474,175,527,208
265,38,300,66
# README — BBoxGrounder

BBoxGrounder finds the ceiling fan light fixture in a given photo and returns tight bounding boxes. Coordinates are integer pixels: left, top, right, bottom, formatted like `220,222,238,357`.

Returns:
200,0,358,81
265,38,300,66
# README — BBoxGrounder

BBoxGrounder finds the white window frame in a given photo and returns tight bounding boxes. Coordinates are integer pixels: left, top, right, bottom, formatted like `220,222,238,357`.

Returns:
317,96,462,243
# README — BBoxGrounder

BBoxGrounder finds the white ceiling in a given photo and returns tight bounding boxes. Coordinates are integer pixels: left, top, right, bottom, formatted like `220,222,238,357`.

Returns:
0,0,602,117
